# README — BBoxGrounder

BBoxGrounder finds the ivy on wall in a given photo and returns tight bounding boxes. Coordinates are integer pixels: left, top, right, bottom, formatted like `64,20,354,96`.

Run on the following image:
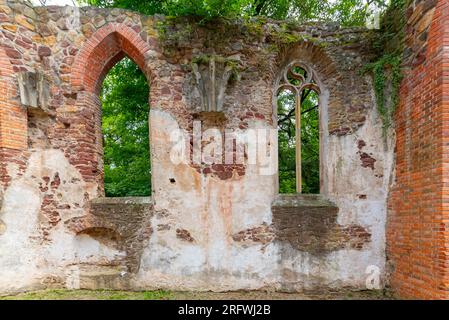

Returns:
364,0,406,133
364,53,403,133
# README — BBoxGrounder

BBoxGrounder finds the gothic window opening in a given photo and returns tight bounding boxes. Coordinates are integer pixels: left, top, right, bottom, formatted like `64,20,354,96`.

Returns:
276,62,321,194
100,57,151,197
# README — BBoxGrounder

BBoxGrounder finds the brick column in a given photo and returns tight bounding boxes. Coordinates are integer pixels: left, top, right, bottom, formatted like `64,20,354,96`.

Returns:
0,46,27,151
388,0,449,299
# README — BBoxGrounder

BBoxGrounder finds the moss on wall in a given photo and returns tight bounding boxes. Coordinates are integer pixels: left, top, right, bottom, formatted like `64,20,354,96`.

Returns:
364,0,407,134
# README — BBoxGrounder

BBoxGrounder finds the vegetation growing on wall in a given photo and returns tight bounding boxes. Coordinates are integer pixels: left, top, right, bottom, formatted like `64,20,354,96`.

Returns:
364,53,402,132
364,0,406,133
84,0,386,25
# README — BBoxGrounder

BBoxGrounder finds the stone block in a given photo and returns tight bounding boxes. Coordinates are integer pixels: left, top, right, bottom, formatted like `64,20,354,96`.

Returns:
17,71,50,109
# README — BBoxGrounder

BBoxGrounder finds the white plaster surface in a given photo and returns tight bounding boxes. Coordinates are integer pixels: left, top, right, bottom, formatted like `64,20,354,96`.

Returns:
133,104,394,291
0,103,394,293
0,150,124,293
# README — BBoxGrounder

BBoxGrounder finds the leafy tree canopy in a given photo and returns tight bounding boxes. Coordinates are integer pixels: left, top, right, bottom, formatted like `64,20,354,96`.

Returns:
101,58,150,197
83,0,389,26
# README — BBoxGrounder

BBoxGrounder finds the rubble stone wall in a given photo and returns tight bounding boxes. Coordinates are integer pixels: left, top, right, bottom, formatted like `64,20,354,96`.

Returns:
0,0,394,294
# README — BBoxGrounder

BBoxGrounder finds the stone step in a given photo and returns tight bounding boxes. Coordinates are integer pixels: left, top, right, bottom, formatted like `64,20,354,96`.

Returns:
65,265,130,290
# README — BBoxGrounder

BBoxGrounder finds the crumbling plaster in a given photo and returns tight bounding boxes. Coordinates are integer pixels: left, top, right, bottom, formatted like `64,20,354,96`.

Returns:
0,0,395,294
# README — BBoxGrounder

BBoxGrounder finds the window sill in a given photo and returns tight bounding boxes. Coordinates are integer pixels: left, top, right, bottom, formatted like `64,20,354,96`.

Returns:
91,196,153,205
272,194,337,209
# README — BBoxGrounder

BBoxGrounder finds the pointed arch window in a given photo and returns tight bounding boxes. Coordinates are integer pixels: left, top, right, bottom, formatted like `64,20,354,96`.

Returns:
274,62,321,194
71,24,153,195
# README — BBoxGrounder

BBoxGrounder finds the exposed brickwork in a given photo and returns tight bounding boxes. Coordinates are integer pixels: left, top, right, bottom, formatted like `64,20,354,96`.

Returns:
387,0,449,300
71,23,152,94
0,0,426,296
232,223,275,245
65,197,153,273
359,152,377,170
0,147,28,188
403,0,438,67
0,46,27,150
176,228,195,242
272,195,371,254
279,41,374,136
38,172,71,243
0,1,377,187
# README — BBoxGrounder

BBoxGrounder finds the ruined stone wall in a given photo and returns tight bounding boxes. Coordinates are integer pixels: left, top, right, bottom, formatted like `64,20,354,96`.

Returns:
0,0,391,294
387,0,449,299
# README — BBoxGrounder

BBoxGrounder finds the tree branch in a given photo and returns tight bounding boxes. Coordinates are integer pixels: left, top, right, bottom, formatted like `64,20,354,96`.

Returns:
301,104,318,115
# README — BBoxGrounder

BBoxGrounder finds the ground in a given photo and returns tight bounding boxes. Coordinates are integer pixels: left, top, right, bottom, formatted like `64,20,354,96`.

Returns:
0,289,394,300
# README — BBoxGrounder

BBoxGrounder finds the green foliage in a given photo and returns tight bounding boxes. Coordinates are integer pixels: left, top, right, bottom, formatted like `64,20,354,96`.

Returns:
142,290,173,300
101,58,151,197
0,289,173,300
163,0,250,20
82,0,166,15
277,89,297,193
84,0,389,26
300,90,320,193
363,0,406,132
363,54,402,132
277,88,320,194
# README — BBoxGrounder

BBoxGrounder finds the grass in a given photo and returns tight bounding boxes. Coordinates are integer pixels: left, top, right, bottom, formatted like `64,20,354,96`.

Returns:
0,289,174,300
0,288,393,300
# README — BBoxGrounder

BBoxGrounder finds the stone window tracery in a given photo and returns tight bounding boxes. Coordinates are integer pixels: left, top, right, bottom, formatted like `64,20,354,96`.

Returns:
274,61,321,194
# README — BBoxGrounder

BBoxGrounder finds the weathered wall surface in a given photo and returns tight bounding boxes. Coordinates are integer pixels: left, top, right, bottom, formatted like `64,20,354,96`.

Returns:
0,0,392,294
387,0,449,299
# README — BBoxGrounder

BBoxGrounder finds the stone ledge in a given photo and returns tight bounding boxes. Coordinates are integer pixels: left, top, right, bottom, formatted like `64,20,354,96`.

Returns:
271,194,338,209
90,196,153,205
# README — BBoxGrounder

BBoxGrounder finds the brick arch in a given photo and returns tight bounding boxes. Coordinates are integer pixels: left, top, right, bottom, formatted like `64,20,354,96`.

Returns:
278,42,371,136
276,42,340,118
67,24,154,192
0,45,27,151
71,23,152,94
278,42,340,90
278,42,341,117
274,42,341,136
